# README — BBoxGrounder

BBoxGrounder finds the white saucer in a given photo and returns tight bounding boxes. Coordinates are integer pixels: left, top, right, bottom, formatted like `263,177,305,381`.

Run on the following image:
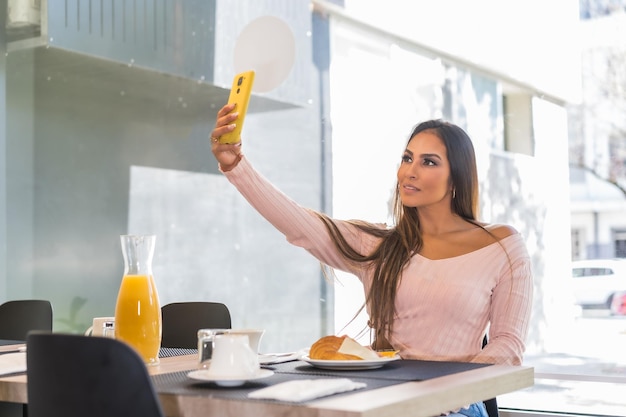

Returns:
299,355,400,370
187,369,274,387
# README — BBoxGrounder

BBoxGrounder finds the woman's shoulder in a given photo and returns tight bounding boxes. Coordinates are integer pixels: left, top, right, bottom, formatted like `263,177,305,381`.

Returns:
482,224,530,260
483,223,519,241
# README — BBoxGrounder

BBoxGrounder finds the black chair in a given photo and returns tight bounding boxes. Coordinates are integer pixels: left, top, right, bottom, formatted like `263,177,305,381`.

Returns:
161,302,231,349
26,332,165,417
482,335,499,417
0,300,53,341
484,397,498,417
0,301,52,417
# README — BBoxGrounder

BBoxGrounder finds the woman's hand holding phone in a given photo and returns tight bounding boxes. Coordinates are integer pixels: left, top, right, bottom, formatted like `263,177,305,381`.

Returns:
211,104,243,172
210,70,255,171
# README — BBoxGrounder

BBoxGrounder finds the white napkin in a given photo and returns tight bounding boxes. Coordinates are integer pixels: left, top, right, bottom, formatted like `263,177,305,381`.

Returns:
248,378,366,402
258,349,307,365
0,352,26,376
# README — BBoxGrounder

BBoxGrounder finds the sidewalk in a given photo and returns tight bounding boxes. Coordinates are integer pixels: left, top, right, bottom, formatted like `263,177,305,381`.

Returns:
498,313,626,417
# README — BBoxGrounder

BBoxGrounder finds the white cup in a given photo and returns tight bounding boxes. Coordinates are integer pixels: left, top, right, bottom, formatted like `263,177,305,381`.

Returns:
197,328,230,367
197,328,265,369
208,334,259,378
84,317,116,338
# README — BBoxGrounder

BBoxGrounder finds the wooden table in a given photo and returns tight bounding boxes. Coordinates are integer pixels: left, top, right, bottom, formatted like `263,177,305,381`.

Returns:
0,344,534,417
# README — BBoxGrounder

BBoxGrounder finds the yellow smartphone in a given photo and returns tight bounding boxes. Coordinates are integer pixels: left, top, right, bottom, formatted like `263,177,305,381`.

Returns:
219,70,255,144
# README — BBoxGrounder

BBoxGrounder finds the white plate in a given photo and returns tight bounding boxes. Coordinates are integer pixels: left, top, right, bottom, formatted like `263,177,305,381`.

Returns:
299,355,400,370
187,369,274,387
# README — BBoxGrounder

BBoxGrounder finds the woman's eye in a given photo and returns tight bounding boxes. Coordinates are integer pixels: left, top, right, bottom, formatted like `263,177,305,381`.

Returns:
401,154,412,163
423,158,436,166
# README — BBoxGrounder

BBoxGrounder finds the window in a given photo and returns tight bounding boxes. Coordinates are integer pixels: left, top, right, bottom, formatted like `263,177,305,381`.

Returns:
3,1,625,416
614,230,626,257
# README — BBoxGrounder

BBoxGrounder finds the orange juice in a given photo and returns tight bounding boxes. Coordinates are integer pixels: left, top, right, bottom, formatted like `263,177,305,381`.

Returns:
114,274,162,365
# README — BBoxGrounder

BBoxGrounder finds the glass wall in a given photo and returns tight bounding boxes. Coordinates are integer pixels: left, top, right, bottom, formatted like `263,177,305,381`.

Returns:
2,0,326,352
2,0,625,415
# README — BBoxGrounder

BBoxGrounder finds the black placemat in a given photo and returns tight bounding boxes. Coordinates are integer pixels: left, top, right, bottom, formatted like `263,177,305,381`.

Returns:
0,339,23,346
159,347,197,358
152,358,493,405
152,369,406,404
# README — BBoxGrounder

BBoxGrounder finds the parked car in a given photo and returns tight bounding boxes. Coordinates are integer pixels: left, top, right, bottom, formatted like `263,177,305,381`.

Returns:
571,258,626,310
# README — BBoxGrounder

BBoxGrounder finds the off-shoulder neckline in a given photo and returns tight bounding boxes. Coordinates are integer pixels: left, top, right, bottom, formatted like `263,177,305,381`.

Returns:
414,233,521,261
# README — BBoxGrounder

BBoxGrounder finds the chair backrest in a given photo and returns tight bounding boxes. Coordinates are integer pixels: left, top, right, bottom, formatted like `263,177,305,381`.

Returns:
26,332,165,417
0,300,53,341
482,335,499,417
161,302,231,349
484,397,499,417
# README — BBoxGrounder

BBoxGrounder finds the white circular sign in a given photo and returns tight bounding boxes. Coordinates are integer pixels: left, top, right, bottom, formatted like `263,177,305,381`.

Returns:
233,16,296,93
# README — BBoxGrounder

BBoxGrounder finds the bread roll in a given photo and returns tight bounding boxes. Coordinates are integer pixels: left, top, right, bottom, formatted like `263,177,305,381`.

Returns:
309,335,379,360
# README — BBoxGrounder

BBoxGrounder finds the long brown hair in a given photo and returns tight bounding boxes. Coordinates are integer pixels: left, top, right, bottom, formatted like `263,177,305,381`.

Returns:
315,120,481,347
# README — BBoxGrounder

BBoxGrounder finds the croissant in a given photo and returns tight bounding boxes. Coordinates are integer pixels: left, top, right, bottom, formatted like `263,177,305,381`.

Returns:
309,335,386,360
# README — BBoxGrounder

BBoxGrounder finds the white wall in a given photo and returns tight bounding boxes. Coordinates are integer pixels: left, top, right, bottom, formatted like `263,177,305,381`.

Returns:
340,0,581,103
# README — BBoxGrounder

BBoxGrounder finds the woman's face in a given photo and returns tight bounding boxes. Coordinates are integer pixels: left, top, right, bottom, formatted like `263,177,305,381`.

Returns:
397,131,452,209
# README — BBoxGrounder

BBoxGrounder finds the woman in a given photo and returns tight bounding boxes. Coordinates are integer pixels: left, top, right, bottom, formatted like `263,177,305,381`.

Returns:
210,104,533,417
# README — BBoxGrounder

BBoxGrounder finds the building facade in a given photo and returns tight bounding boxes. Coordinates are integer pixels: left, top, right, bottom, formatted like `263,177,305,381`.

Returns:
569,4,626,260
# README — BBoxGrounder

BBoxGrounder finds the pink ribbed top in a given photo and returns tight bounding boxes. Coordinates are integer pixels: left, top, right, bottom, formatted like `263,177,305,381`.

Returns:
225,157,533,365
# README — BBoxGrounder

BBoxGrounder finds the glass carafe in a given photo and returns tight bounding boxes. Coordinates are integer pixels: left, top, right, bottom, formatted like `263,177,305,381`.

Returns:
114,234,162,365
